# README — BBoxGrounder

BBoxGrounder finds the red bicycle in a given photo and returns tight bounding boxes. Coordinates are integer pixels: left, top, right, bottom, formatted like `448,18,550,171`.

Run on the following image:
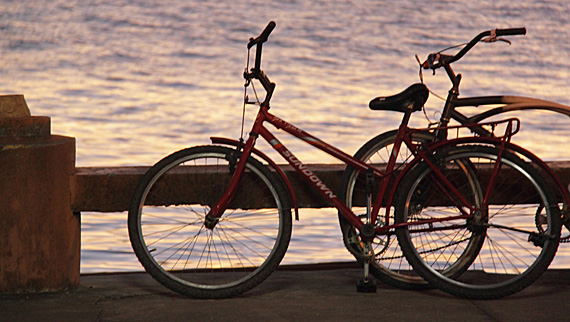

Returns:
128,22,564,299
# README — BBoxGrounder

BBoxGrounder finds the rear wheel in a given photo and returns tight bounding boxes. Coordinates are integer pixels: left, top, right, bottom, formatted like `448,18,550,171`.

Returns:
396,144,561,299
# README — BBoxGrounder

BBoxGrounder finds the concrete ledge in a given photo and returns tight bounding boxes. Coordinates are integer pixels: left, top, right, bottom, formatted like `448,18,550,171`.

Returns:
70,164,346,212
70,162,570,213
70,167,149,212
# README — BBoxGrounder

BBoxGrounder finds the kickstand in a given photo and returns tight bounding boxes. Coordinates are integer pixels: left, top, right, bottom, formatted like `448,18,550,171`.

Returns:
356,259,377,293
357,168,377,293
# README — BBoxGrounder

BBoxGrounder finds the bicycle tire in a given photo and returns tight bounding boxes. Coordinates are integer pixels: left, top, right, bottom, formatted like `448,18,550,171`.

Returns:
338,130,483,289
128,145,292,299
395,144,561,299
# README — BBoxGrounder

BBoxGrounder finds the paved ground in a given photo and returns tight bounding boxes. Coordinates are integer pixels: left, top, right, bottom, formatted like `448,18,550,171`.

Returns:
1,263,569,322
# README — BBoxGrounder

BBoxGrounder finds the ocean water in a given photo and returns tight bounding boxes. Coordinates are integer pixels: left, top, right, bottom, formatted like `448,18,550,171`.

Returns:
1,0,569,273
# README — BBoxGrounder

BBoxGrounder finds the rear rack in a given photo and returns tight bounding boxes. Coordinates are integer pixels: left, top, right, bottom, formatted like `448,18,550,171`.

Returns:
412,118,520,141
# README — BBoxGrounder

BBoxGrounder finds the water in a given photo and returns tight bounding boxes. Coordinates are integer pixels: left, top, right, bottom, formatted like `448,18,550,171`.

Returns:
1,0,569,273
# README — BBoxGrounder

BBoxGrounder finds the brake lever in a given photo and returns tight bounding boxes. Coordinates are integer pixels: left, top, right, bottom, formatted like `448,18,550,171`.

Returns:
415,54,426,81
423,53,440,75
481,30,512,45
497,38,512,45
482,36,512,45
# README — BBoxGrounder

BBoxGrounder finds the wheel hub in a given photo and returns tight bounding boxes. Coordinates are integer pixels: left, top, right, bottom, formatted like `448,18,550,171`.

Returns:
204,214,219,230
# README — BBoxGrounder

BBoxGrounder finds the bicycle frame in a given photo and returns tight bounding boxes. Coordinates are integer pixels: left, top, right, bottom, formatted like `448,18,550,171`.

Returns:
206,102,523,238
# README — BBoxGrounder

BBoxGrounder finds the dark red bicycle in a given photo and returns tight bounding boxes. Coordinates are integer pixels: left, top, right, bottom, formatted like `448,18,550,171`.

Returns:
128,22,566,300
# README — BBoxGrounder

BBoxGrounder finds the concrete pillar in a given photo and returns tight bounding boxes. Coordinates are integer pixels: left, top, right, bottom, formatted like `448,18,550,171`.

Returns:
0,95,79,293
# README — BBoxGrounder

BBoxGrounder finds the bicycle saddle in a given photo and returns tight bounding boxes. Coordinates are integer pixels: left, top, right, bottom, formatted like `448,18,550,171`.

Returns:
369,83,429,113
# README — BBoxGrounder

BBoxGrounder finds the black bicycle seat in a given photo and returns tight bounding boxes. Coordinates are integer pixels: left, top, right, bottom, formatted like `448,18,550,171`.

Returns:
369,83,429,113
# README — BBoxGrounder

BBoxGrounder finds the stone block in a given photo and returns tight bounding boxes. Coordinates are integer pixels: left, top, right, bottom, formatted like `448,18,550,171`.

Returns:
0,109,78,293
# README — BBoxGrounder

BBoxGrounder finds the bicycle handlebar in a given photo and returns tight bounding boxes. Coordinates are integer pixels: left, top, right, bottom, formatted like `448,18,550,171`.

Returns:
244,21,277,107
246,21,276,74
422,27,526,70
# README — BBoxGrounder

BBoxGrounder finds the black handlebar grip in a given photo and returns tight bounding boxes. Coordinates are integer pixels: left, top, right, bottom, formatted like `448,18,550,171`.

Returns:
247,21,277,49
260,21,276,40
495,27,526,36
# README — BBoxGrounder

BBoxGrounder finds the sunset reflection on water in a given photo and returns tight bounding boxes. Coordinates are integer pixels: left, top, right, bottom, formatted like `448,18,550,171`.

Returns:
81,207,570,273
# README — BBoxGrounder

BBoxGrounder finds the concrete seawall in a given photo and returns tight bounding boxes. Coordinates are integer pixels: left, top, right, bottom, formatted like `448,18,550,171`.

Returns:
0,95,78,293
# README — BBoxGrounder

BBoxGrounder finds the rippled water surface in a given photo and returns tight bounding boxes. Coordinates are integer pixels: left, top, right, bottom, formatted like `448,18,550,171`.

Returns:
1,0,569,272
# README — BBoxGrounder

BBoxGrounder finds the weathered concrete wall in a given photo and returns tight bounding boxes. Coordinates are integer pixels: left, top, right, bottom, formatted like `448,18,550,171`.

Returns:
70,164,347,212
0,96,78,293
70,161,570,212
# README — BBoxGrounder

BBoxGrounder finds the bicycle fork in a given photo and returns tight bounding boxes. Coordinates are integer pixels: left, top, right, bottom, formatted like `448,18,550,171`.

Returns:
204,133,259,229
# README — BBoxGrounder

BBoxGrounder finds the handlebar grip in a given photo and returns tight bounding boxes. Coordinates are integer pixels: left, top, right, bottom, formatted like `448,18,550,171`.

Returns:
260,21,276,40
495,27,526,36
247,21,276,49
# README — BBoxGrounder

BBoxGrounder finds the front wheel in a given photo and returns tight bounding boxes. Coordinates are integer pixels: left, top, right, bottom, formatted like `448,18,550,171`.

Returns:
396,144,561,299
128,145,292,299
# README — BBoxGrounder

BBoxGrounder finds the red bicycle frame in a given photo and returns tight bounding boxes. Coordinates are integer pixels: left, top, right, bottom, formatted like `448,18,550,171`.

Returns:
205,103,524,237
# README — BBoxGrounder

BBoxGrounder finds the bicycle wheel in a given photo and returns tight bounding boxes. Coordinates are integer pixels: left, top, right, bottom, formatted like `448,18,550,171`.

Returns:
339,130,440,289
396,144,561,299
128,145,292,299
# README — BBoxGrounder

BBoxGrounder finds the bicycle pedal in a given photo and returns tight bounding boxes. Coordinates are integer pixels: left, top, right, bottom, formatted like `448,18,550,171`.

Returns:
356,279,377,293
